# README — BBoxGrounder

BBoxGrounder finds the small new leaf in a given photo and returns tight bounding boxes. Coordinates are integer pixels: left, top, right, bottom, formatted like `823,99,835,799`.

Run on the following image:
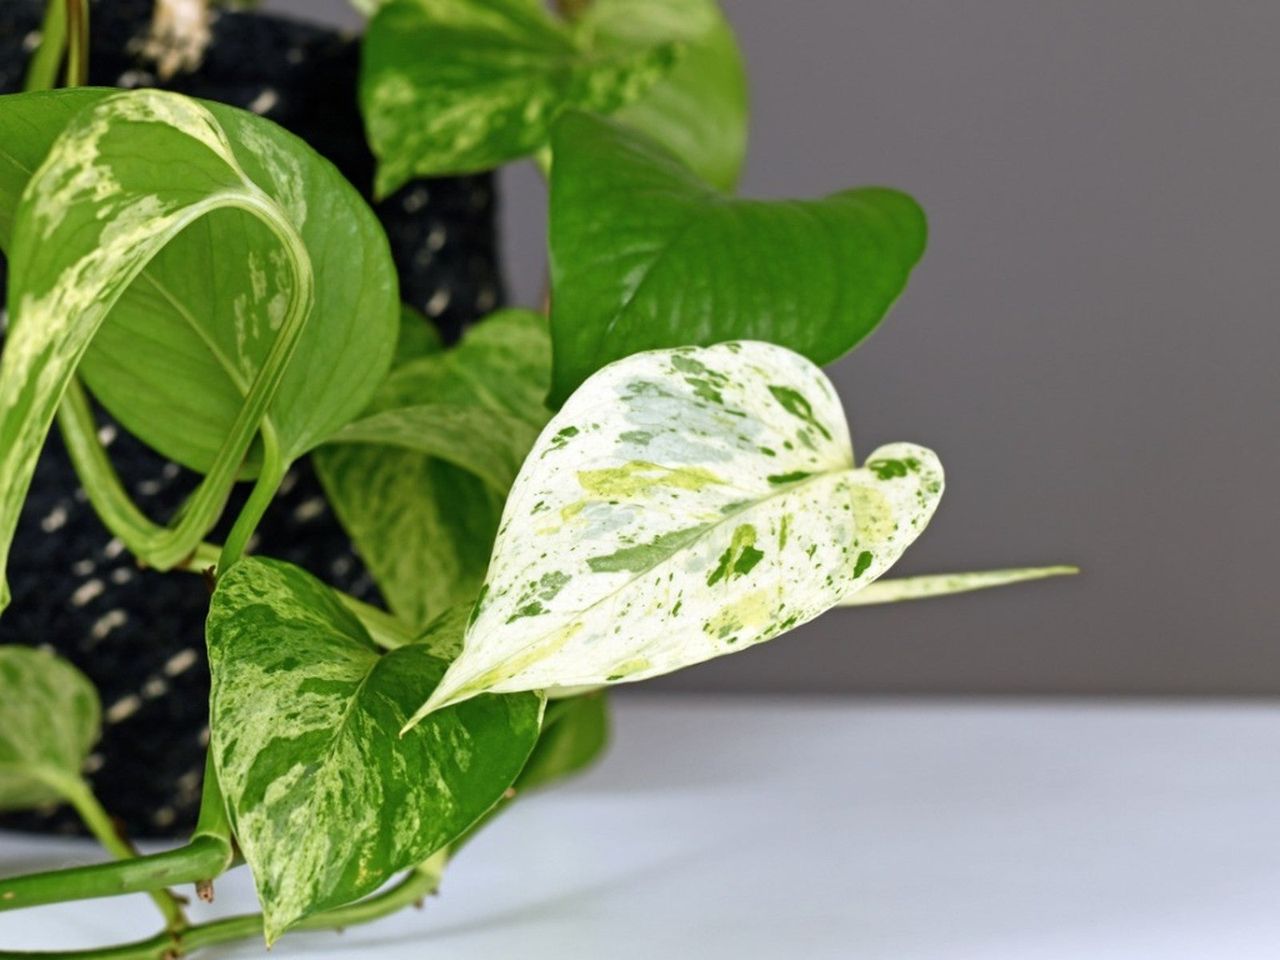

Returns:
0,646,100,812
207,557,541,942
547,111,927,405
410,341,944,720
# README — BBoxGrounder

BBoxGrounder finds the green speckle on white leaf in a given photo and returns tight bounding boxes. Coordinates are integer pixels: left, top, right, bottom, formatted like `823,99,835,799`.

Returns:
405,340,944,724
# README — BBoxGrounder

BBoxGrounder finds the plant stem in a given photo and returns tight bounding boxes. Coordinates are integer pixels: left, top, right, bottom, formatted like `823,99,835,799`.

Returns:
24,1,68,91
216,424,285,572
0,837,230,915
0,857,446,960
64,0,89,87
59,778,188,931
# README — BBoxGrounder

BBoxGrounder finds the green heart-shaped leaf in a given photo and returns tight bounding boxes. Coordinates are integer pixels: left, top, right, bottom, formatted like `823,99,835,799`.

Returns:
579,0,748,190
547,111,927,405
360,0,680,194
410,341,943,719
208,556,541,942
315,310,553,630
0,646,100,812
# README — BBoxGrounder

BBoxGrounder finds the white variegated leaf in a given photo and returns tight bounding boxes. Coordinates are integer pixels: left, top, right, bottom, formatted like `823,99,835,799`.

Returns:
409,341,944,721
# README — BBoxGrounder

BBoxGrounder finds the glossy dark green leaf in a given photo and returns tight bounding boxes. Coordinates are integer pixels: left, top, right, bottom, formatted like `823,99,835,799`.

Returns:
579,0,748,191
0,646,100,812
516,693,610,793
314,310,552,631
207,556,541,942
360,0,680,193
547,110,927,405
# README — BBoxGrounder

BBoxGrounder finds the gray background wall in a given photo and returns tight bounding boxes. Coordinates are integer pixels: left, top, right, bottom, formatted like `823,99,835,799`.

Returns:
269,0,1279,696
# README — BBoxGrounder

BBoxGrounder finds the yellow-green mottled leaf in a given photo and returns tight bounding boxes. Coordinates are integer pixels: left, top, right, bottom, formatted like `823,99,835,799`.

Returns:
547,111,926,405
360,0,681,194
580,0,748,191
410,341,944,719
315,310,552,631
0,646,100,811
208,557,541,942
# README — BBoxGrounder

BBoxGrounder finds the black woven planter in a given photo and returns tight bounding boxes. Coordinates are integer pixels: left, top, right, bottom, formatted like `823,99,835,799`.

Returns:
0,1,504,838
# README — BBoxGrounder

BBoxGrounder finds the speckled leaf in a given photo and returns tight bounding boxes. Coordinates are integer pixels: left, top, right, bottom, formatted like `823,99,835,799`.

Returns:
547,111,927,405
360,0,680,194
0,89,396,612
580,0,748,191
840,566,1079,606
411,341,944,718
0,646,100,812
207,557,541,942
315,310,552,631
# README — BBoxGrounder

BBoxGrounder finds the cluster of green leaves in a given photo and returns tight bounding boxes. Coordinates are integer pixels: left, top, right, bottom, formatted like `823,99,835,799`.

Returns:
0,0,1070,953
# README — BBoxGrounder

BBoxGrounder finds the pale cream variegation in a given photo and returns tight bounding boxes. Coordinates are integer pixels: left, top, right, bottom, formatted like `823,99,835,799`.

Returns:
409,341,945,722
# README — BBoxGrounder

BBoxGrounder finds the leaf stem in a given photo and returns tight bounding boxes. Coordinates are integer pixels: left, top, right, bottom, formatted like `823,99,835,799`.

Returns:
0,857,445,960
24,1,68,91
216,423,285,572
64,0,89,87
0,836,230,915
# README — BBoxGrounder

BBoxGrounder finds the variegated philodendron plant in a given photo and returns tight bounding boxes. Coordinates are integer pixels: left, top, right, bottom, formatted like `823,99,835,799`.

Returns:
0,0,1072,955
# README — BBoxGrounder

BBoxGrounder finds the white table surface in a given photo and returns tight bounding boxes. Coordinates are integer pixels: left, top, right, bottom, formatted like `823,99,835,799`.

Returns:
3,695,1280,959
